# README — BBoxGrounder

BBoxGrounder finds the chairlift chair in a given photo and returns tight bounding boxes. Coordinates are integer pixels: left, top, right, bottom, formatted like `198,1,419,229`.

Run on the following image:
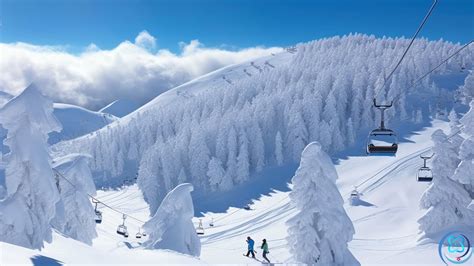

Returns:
243,205,251,211
94,210,103,224
196,219,205,235
417,154,434,182
366,99,398,155
209,218,214,227
116,214,129,237
117,224,128,236
92,199,102,224
350,188,359,199
349,187,361,206
136,228,143,239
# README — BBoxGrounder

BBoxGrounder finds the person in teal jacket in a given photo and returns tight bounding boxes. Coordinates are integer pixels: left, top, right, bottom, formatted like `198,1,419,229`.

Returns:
260,239,270,263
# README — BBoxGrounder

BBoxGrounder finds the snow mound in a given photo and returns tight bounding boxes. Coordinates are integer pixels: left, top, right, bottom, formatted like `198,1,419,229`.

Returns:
143,183,201,257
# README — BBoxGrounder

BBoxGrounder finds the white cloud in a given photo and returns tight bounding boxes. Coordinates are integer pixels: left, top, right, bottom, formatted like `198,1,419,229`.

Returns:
134,30,157,51
0,32,282,109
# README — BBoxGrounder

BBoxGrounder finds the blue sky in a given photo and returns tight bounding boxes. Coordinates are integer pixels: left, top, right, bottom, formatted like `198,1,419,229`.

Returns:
1,0,472,52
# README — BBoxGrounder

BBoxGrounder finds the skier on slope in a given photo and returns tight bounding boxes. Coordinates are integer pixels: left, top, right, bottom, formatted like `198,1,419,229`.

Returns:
245,236,256,258
261,239,270,263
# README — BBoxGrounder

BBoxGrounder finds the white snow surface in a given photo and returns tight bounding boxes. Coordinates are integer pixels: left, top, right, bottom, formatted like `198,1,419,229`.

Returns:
48,103,117,145
99,99,141,118
2,119,469,265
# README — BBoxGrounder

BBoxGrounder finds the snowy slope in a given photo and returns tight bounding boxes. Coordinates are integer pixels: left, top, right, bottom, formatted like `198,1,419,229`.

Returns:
0,96,118,147
2,120,465,265
48,103,118,144
0,91,13,107
99,99,141,118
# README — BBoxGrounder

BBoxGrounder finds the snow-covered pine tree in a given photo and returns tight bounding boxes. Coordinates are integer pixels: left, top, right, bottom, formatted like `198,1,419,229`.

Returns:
188,125,211,190
286,142,359,266
287,101,308,162
177,168,187,184
225,126,238,182
418,129,474,236
51,154,97,245
275,131,284,166
207,157,227,191
236,129,250,184
0,84,62,249
448,109,464,148
143,183,201,257
137,141,166,215
452,100,474,197
461,71,474,103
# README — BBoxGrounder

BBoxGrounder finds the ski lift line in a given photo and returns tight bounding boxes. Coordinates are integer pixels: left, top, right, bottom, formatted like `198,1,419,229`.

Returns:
375,0,438,98
388,39,473,106
52,168,147,224
403,40,473,98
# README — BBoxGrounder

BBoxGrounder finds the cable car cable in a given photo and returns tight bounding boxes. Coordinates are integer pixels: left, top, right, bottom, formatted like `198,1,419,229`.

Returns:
375,0,438,98
53,168,146,224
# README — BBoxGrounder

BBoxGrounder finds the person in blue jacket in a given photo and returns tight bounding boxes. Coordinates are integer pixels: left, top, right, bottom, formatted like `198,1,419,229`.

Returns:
245,236,255,258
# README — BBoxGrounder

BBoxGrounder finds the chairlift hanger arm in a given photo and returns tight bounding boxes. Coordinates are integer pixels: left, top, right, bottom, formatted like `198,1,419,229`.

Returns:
373,98,393,109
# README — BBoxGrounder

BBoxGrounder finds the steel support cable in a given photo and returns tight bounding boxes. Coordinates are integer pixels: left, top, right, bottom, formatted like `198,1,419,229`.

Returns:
53,168,146,224
375,0,438,98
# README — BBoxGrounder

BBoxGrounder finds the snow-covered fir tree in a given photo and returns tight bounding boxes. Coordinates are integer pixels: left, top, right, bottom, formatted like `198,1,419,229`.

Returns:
452,100,474,197
447,109,464,148
286,142,359,265
51,154,97,245
207,157,227,191
275,131,284,166
461,70,474,103
418,129,474,236
0,85,62,249
143,183,201,257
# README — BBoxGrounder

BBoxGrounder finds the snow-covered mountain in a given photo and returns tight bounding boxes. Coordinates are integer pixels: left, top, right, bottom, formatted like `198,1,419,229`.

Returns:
53,35,472,204
99,99,141,118
48,103,117,145
0,91,13,107
0,95,118,147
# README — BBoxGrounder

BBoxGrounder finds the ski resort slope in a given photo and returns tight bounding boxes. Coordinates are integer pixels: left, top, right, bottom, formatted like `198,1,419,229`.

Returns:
199,120,453,265
1,120,459,266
